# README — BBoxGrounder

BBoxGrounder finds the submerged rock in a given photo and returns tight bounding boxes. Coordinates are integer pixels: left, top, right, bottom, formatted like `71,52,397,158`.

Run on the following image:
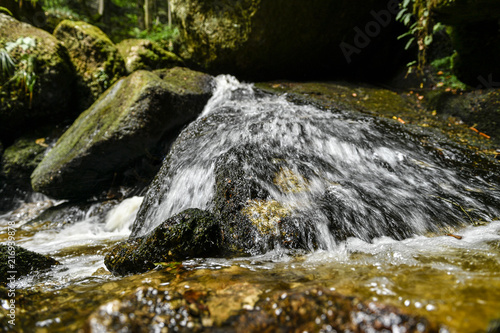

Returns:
86,287,207,332
105,208,221,276
86,285,441,332
0,244,59,284
116,38,183,74
227,287,440,332
31,68,213,200
0,14,75,141
53,20,126,110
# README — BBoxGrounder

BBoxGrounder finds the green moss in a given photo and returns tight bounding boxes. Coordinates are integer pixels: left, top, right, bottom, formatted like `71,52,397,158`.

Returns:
104,208,222,276
116,39,183,73
1,136,46,187
53,20,126,109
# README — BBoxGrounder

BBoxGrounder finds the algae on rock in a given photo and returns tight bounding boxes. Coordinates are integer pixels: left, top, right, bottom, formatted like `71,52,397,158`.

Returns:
31,68,213,200
116,38,183,74
0,14,75,141
53,20,126,110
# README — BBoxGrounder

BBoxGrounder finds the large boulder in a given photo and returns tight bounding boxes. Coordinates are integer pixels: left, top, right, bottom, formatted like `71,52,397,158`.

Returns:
31,68,213,200
53,20,126,110
170,0,408,80
116,39,183,74
130,77,500,256
104,208,222,276
0,14,75,141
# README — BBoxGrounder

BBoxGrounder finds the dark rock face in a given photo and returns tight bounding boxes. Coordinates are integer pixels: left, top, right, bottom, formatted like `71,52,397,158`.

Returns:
104,208,221,276
429,0,500,86
53,20,126,110
170,0,408,80
0,244,59,284
0,14,75,142
31,68,213,200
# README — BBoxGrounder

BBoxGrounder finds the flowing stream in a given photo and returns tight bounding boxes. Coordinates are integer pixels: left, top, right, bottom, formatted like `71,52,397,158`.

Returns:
1,76,499,332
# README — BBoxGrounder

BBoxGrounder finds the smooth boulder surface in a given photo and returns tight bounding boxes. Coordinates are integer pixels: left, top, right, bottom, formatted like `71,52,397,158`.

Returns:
53,20,126,110
116,38,183,74
0,14,75,141
31,68,213,200
170,0,407,80
104,208,221,276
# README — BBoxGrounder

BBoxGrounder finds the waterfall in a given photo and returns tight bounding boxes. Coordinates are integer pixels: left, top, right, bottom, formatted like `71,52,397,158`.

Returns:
131,75,500,252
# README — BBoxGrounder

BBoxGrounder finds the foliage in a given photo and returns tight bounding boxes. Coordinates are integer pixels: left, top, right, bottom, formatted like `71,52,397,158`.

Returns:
430,54,468,90
396,0,436,71
131,23,179,49
0,6,13,16
0,37,38,108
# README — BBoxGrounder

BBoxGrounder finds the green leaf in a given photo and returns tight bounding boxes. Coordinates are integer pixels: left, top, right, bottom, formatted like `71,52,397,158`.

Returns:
396,8,407,21
0,6,13,16
404,37,415,50
402,0,411,8
404,13,412,25
424,35,433,46
397,31,414,40
406,60,417,67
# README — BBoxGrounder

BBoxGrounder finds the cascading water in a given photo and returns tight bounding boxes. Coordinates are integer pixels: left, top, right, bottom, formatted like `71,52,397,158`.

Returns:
131,75,500,253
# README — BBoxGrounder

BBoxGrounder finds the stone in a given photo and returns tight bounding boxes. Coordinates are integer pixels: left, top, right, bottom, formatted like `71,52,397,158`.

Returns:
53,20,126,110
31,68,213,200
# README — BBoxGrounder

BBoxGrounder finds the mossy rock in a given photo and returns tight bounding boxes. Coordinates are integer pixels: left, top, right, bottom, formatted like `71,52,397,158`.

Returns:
0,14,76,142
104,208,221,276
171,0,407,80
53,20,126,110
31,69,213,200
116,38,183,74
0,244,59,284
1,136,48,189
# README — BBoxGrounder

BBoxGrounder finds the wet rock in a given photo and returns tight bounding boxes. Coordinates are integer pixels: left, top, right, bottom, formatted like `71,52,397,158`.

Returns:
53,20,126,110
31,69,213,200
171,0,408,80
104,208,221,276
227,287,441,332
85,287,207,333
0,14,75,142
0,244,59,284
213,146,318,255
116,38,183,74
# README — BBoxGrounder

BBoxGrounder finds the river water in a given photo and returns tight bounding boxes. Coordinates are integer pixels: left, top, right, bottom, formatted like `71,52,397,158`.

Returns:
1,76,499,332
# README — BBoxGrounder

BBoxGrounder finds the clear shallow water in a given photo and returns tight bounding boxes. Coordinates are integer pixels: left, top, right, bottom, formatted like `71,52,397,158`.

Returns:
1,192,499,332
